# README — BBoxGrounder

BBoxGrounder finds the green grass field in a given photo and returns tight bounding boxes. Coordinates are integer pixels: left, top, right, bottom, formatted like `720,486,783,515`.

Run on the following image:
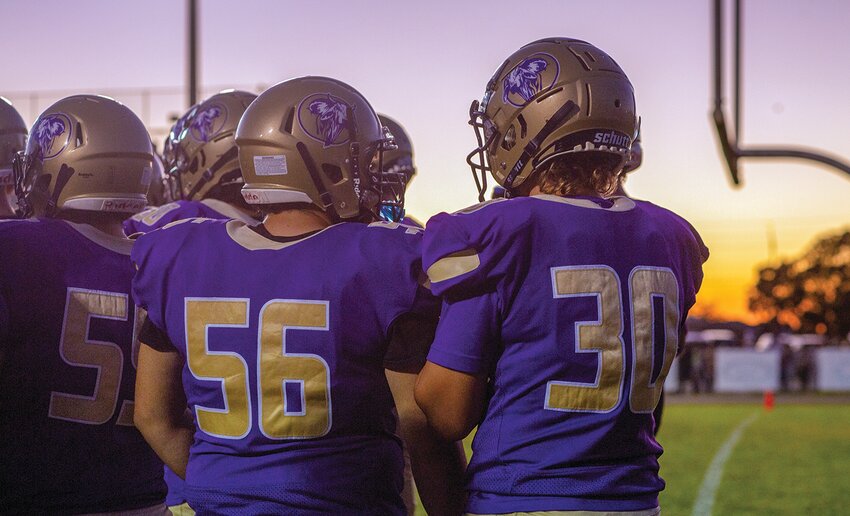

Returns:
416,402,850,515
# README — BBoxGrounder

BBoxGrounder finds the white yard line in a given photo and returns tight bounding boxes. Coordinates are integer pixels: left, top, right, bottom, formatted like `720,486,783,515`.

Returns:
691,412,759,516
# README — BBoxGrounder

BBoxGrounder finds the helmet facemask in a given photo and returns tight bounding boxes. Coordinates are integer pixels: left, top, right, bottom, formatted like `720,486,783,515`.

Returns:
12,148,39,217
374,124,411,223
466,99,500,202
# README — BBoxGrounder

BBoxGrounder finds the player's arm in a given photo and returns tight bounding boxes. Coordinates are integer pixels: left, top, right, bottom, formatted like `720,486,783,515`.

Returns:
133,319,193,479
385,312,467,516
386,368,467,516
415,362,488,441
414,290,498,441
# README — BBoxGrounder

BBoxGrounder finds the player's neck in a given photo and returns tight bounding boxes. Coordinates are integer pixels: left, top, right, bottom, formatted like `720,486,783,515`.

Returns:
55,210,127,238
262,208,333,237
529,185,603,197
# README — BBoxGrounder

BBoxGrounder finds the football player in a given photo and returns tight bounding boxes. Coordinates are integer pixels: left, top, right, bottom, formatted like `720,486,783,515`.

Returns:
0,95,167,513
377,114,422,228
415,38,709,514
123,90,259,236
0,97,27,218
131,76,466,515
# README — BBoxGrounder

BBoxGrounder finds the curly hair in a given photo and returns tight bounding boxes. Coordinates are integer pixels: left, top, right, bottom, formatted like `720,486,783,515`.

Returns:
533,153,624,197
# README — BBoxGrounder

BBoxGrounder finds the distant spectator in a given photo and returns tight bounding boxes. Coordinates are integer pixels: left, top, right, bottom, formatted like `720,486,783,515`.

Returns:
798,346,816,392
780,344,794,392
677,343,693,394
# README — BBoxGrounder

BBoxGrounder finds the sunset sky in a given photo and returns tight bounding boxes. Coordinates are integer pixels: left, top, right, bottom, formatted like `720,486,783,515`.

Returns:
3,0,849,322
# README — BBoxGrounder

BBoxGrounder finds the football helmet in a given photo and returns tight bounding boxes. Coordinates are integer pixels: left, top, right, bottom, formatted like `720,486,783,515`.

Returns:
236,76,396,220
467,37,638,200
0,97,27,190
166,90,256,201
14,94,153,217
377,114,415,222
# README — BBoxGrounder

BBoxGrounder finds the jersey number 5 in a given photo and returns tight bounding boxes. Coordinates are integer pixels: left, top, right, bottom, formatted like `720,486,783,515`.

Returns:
49,288,142,426
185,298,331,440
546,266,680,414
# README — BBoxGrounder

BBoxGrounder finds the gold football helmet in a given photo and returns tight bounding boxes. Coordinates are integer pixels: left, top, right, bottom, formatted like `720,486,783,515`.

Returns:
467,37,638,200
0,97,27,190
236,76,395,220
166,90,256,201
14,95,153,217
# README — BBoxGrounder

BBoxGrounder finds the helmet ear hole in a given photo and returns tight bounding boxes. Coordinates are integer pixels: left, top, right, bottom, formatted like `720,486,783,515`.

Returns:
321,163,344,184
501,125,516,152
517,115,528,139
74,123,84,148
282,107,295,135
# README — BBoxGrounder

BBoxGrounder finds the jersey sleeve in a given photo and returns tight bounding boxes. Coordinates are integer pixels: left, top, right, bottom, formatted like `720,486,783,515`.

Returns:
362,222,441,368
130,222,191,334
139,315,178,352
422,199,531,300
427,289,502,375
384,310,437,372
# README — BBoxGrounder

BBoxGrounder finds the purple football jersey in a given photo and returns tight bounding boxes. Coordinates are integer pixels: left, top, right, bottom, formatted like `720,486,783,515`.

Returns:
0,219,166,513
123,198,256,236
423,195,708,514
131,219,435,514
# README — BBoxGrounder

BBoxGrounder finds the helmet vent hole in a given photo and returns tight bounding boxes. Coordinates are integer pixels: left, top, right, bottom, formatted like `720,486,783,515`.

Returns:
322,164,344,184
535,87,563,104
74,123,84,148
584,51,597,63
615,99,621,108
282,107,295,134
517,115,528,139
585,83,592,116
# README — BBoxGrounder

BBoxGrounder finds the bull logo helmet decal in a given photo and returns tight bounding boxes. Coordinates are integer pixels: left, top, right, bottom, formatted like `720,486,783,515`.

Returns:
189,104,227,142
34,114,71,160
298,93,351,148
502,53,560,107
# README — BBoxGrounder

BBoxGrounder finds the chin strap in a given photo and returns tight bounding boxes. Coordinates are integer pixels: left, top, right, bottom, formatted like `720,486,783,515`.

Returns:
503,100,580,191
45,164,76,217
296,142,335,215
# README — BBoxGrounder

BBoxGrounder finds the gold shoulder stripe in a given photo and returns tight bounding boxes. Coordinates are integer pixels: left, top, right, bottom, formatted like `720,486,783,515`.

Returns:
426,249,480,283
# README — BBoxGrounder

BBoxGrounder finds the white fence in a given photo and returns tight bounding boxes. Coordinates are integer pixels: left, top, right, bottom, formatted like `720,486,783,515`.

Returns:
714,349,780,392
2,84,269,148
816,348,850,391
665,347,850,393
